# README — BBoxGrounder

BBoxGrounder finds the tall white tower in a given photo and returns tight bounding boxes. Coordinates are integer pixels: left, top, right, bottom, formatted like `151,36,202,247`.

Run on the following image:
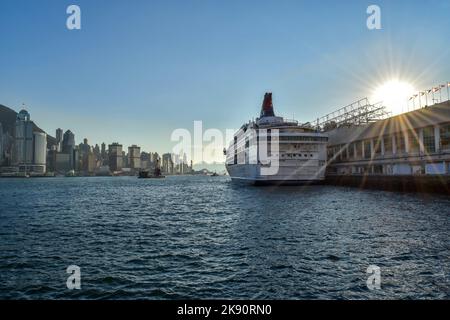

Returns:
14,109,34,165
33,131,47,170
13,109,47,173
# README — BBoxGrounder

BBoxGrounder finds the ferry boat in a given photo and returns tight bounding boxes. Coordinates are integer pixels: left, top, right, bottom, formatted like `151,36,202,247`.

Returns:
225,93,328,185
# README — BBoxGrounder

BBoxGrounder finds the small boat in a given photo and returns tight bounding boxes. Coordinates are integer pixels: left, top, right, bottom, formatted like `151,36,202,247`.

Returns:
65,170,76,177
138,167,165,179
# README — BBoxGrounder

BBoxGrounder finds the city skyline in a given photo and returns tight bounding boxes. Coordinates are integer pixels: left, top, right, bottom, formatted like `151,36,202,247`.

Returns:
1,101,218,165
1,0,450,156
0,103,205,176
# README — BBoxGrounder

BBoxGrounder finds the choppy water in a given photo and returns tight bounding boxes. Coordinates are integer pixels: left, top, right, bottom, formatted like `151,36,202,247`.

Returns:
0,176,449,299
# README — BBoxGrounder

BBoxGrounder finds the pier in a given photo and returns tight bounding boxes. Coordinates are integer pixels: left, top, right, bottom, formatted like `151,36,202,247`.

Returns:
324,97,450,194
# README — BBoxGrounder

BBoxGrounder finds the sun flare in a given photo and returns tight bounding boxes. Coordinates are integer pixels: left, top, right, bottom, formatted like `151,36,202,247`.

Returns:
372,80,416,115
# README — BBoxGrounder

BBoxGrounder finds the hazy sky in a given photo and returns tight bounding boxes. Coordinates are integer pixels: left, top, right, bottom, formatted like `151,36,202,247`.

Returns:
1,0,449,159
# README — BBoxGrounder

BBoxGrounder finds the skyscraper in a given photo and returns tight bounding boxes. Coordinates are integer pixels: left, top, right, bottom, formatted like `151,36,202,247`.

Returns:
108,143,123,172
56,128,63,152
128,145,141,170
82,138,90,155
62,130,75,154
13,109,47,173
13,110,33,165
33,131,47,170
151,152,160,165
82,151,96,174
62,130,76,170
93,144,101,162
101,142,107,164
140,151,150,169
162,153,174,175
79,138,90,170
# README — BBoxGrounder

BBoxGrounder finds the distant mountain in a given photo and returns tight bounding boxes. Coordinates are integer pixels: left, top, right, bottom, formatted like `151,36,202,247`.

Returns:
0,104,17,134
193,161,226,174
0,104,56,145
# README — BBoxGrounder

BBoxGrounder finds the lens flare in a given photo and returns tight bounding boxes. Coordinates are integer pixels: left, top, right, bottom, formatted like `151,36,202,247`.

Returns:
372,80,415,115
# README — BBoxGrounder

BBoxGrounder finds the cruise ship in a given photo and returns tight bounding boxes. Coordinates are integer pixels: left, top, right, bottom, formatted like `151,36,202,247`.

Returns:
225,93,328,185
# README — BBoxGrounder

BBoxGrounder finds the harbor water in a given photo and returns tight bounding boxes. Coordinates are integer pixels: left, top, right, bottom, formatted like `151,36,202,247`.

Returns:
0,176,449,299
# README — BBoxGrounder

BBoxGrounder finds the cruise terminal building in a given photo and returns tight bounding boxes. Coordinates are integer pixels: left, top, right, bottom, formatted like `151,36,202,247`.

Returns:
325,100,450,193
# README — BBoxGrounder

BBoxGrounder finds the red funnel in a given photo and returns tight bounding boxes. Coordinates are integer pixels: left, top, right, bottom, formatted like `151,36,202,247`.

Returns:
260,92,275,117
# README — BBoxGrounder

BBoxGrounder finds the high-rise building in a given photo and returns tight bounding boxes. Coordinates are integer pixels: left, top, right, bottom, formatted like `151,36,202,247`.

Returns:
33,131,47,169
162,153,174,175
128,145,141,170
62,130,76,170
55,153,71,173
74,146,81,172
46,149,57,173
101,142,106,158
62,130,75,154
82,151,96,174
81,138,90,155
13,110,33,165
140,152,151,169
151,152,160,164
93,144,100,158
56,128,63,152
100,142,107,165
1,129,14,166
108,142,123,172
13,109,47,173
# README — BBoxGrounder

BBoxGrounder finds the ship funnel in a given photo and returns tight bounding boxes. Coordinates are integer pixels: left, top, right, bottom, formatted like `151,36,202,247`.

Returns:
260,92,275,117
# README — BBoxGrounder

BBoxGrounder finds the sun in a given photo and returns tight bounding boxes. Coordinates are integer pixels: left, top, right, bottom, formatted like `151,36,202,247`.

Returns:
372,80,416,115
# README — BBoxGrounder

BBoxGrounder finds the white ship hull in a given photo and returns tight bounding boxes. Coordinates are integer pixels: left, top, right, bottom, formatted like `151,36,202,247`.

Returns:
226,163,326,185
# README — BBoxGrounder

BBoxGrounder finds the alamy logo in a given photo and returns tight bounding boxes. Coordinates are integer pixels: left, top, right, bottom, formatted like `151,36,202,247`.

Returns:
66,5,81,30
66,265,81,290
171,121,281,176
366,5,381,30
366,265,381,290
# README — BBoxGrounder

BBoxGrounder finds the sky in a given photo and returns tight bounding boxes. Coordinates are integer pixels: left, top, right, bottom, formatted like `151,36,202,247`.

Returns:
1,0,449,162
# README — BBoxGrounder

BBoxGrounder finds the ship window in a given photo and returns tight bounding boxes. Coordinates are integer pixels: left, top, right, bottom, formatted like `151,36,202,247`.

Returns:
279,136,327,142
310,154,313,157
